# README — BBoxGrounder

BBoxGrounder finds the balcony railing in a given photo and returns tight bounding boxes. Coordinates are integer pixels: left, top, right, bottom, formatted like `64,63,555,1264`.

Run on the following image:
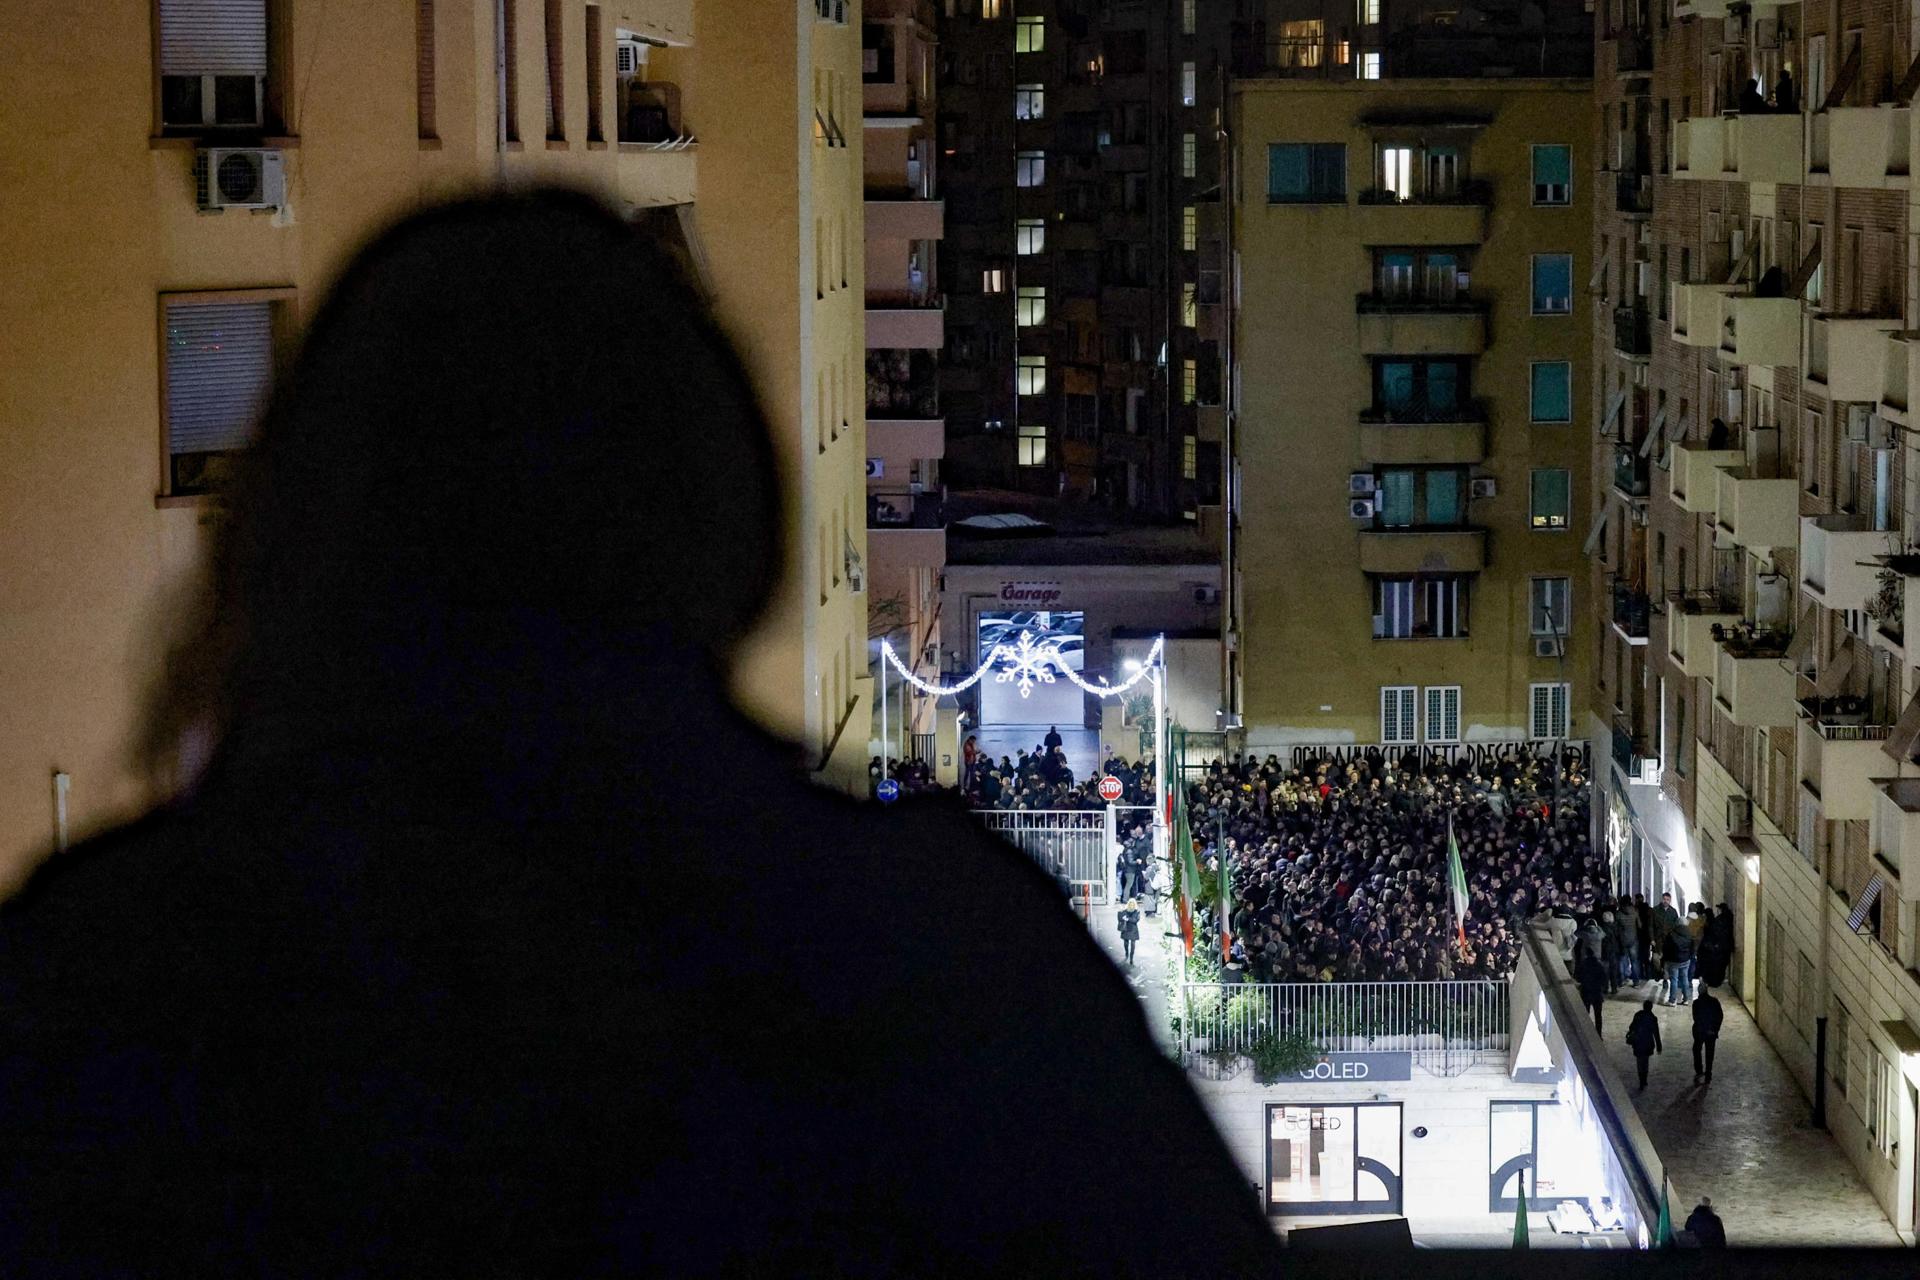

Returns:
1611,714,1651,776
1715,623,1790,659
619,81,693,147
1615,172,1652,216
868,489,944,530
1179,980,1510,1077
1612,582,1651,637
1800,695,1894,742
1357,178,1493,207
1355,292,1484,314
866,349,939,419
1612,304,1652,356
1613,444,1650,497
1359,396,1487,425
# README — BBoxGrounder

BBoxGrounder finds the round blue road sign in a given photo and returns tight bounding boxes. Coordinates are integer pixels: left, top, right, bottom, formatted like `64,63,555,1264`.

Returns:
876,778,901,803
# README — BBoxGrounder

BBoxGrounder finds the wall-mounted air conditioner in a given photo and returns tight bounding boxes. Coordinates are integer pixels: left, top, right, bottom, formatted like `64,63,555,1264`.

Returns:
865,457,885,479
1470,477,1498,499
1349,472,1376,495
616,39,647,77
1534,636,1565,658
1349,497,1376,520
1193,585,1222,606
195,147,286,212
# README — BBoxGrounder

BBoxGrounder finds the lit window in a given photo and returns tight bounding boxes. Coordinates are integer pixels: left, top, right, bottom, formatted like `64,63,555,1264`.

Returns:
1181,61,1196,106
1182,205,1197,251
982,266,1006,293
1014,14,1043,52
981,0,1002,15
1182,132,1196,178
1530,467,1571,529
1016,285,1047,327
1356,0,1380,21
1016,354,1047,396
1531,253,1574,314
1015,83,1045,120
1182,0,1195,34
1530,361,1573,423
1017,423,1047,466
1359,51,1381,79
1182,358,1196,404
1377,144,1412,201
1016,150,1046,187
1182,435,1197,480
1532,144,1572,205
1182,283,1197,327
1016,218,1045,255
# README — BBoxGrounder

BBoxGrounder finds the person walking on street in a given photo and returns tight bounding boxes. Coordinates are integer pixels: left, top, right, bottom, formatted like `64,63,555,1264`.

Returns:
1599,910,1621,994
1685,1197,1727,1247
1627,998,1662,1090
1118,898,1141,967
1699,903,1735,989
1692,987,1724,1083
1634,894,1654,983
1655,891,1681,938
1615,898,1640,986
1576,950,1609,1034
1663,926,1695,1005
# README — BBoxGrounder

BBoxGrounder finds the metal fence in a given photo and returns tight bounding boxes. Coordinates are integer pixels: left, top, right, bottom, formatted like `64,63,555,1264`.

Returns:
1179,980,1510,1077
975,810,1111,903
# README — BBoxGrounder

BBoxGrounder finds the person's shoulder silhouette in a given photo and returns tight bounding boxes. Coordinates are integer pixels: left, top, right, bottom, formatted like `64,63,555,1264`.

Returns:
0,192,1279,1277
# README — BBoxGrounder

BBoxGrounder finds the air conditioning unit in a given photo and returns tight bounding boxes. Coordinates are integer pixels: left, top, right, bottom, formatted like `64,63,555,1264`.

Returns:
1534,636,1565,658
1193,585,1222,606
1624,753,1661,785
194,147,286,211
1348,471,1376,496
616,38,647,76
1349,497,1376,520
865,457,885,479
1469,477,1497,499
1726,795,1753,839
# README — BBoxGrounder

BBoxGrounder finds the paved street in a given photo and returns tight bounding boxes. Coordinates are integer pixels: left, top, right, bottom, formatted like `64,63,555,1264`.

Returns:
1599,980,1901,1246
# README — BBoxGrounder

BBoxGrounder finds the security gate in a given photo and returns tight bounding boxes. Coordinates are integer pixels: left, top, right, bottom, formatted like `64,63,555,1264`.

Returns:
975,810,1111,903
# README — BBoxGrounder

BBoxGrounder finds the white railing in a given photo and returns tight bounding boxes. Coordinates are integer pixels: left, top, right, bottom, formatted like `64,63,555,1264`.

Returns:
1180,980,1510,1077
975,809,1111,903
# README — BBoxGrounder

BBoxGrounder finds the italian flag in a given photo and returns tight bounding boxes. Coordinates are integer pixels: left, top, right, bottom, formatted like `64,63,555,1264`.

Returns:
1446,813,1469,950
1173,780,1200,957
1218,831,1233,966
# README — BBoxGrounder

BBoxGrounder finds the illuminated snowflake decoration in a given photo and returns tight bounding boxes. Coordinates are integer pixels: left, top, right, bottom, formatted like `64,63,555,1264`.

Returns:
989,630,1065,698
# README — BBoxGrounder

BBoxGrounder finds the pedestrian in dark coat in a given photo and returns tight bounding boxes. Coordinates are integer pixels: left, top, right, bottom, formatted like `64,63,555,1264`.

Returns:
1614,900,1640,985
1599,911,1621,993
1626,999,1663,1089
1634,895,1654,978
1692,988,1724,1083
1685,1197,1727,1247
1118,899,1142,966
1699,903,1735,987
1576,951,1609,1034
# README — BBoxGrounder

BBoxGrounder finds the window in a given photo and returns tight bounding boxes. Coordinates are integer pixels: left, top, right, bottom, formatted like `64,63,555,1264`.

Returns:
418,0,438,141
1359,51,1381,79
1357,0,1380,20
158,0,269,130
1373,577,1468,639
1374,359,1464,417
1016,218,1045,255
1381,687,1418,744
1765,915,1784,999
1375,468,1463,527
1529,683,1570,740
1016,150,1046,187
1869,1051,1898,1160
1832,1001,1850,1096
1182,0,1196,34
981,0,1002,15
982,266,1006,293
1015,83,1045,120
1425,685,1461,743
1182,283,1197,327
1378,145,1413,201
1183,133,1197,178
1530,361,1572,423
1017,423,1047,467
1266,1103,1404,1216
1530,468,1570,529
1490,1102,1580,1212
1182,358,1197,404
1267,143,1346,203
1016,285,1047,327
1531,254,1573,314
1530,578,1570,636
1016,354,1046,396
1532,145,1571,205
1182,205,1197,251
500,0,519,141
1182,435,1197,480
1181,61,1196,106
160,294,281,495
1014,13,1043,52
544,0,565,140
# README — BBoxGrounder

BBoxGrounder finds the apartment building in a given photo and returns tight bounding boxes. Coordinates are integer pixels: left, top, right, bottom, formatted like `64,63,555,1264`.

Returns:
934,0,1233,522
1587,0,1920,1237
863,0,948,744
1223,23,1595,747
0,0,869,886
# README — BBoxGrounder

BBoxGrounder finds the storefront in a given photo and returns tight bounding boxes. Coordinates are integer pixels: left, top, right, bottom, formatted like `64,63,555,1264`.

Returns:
1264,1102,1403,1216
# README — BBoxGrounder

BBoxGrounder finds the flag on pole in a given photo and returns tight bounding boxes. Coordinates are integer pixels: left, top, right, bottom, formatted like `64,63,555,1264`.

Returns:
1174,782,1200,957
1512,1185,1529,1249
1654,1185,1674,1248
1446,813,1469,949
1218,827,1233,966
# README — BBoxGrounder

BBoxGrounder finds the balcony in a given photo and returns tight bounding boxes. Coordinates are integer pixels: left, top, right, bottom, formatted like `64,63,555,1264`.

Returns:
1357,528,1487,575
1807,313,1898,401
1883,332,1913,425
1612,443,1650,500
1810,106,1911,189
1612,304,1652,357
1799,695,1895,821
1674,112,1801,184
868,489,944,530
1668,442,1744,514
1612,581,1651,643
1615,171,1653,216
864,198,945,242
1612,31,1653,80
1667,591,1742,677
1673,0,1729,17
1720,292,1800,368
1355,296,1488,356
1672,116,1725,178
1871,779,1920,888
866,348,939,420
1802,513,1894,614
1671,282,1733,347
1714,466,1800,549
1712,626,1798,727
1349,193,1489,247
1357,414,1488,465
865,300,944,350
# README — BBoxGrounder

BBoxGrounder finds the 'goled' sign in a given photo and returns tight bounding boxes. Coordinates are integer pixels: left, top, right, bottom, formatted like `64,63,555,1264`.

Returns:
1276,1051,1413,1083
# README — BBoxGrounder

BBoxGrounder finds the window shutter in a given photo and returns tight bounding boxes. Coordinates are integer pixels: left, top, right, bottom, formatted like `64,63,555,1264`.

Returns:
159,0,268,77
1534,144,1571,187
165,301,273,456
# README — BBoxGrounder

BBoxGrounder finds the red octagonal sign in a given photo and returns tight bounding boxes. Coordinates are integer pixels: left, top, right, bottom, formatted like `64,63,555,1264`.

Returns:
1098,774,1124,803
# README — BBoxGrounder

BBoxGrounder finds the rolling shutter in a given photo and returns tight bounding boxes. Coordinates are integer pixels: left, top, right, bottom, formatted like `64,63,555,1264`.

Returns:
159,0,268,77
165,301,273,455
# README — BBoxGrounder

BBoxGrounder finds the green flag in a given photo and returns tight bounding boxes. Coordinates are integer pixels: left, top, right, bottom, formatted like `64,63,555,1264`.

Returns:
1512,1185,1529,1249
1446,813,1469,949
1655,1185,1674,1247
1174,779,1200,956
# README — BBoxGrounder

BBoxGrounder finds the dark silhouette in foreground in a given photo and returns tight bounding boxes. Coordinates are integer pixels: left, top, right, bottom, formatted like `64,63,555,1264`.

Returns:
0,193,1280,1275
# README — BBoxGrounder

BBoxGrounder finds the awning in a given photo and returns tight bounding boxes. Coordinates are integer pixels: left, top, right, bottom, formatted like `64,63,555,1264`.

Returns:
1787,239,1824,298
1672,402,1693,444
1724,235,1760,287
1602,390,1626,436
1883,686,1920,763
1588,239,1613,292
1815,640,1855,699
1847,871,1886,931
1582,506,1611,557
1784,601,1818,666
1639,398,1670,458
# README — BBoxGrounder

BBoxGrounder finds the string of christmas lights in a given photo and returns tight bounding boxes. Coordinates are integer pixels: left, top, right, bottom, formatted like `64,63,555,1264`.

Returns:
878,632,1165,700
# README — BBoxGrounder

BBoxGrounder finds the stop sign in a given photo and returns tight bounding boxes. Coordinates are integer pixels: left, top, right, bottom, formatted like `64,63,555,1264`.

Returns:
1098,774,1124,803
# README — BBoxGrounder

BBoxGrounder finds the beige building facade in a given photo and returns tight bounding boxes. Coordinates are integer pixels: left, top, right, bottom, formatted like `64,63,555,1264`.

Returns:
0,0,870,888
1225,79,1595,750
